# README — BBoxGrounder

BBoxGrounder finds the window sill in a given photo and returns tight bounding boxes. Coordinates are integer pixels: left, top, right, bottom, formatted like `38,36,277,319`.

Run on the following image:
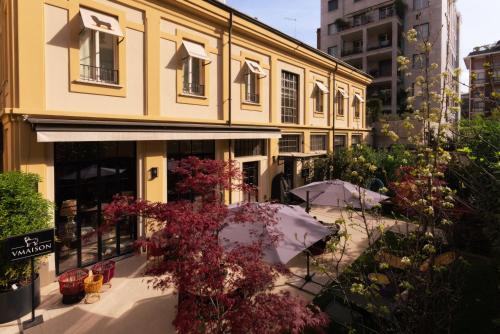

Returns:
243,100,261,106
179,93,208,100
313,112,325,118
336,115,345,119
74,79,123,89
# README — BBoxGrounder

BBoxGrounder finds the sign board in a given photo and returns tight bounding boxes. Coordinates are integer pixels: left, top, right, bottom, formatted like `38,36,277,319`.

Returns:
7,229,55,262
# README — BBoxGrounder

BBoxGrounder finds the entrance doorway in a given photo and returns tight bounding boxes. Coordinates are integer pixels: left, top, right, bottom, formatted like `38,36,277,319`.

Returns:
242,161,259,202
54,142,137,274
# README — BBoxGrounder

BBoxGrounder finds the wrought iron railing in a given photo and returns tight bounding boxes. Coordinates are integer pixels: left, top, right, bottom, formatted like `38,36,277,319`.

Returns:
245,92,259,104
80,64,119,84
183,82,205,96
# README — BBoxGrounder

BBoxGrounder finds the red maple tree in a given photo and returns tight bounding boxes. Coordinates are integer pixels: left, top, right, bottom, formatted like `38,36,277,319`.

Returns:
105,157,328,333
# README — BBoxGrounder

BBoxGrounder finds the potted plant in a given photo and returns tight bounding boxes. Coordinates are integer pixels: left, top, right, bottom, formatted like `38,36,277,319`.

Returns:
0,172,52,323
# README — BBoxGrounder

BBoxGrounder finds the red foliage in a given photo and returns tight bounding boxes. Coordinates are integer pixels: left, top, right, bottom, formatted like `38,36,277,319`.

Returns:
104,157,328,333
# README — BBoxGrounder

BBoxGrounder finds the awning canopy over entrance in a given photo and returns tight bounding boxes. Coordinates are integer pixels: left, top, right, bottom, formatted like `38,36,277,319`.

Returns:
278,152,327,161
27,118,282,143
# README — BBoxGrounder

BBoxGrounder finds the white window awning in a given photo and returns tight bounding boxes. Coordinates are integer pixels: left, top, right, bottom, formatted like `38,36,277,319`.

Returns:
182,40,210,61
354,93,365,102
80,7,123,37
337,87,349,98
26,118,281,143
315,81,329,94
245,60,266,76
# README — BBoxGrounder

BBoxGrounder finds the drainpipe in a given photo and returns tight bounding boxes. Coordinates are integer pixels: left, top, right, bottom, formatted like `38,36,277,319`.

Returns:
331,62,338,162
228,11,233,204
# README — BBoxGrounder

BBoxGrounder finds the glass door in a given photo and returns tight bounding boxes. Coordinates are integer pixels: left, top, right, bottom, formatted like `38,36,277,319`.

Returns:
54,142,137,274
242,161,259,202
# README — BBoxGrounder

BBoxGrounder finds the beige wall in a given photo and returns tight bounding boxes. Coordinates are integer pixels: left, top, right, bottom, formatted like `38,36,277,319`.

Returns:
44,4,145,115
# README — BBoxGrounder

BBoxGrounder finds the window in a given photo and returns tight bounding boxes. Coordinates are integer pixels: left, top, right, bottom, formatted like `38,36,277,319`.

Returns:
351,134,362,147
412,53,426,69
79,7,122,85
327,46,338,57
328,0,339,11
311,135,327,151
234,139,266,157
314,81,329,114
328,23,337,35
279,135,301,153
353,39,363,52
245,70,258,103
244,60,265,104
379,5,394,19
413,0,429,10
79,27,118,84
281,71,299,124
334,135,347,150
181,40,209,96
183,56,203,96
354,93,364,118
336,89,347,116
242,161,259,202
414,23,430,40
378,32,390,47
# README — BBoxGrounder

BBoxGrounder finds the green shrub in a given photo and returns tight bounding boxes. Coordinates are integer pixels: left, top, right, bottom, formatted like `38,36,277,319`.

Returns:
0,172,53,290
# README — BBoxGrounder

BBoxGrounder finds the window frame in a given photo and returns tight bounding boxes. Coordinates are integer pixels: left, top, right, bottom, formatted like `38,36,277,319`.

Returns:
328,0,339,12
281,71,300,124
328,23,337,35
354,97,361,119
351,134,363,147
336,90,345,117
69,3,127,97
413,0,429,10
279,134,301,153
414,23,430,40
334,135,347,150
327,45,338,57
183,55,204,96
310,134,328,152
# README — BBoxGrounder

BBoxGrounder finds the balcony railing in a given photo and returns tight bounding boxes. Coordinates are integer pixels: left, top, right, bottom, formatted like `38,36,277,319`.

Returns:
245,92,260,104
337,5,399,32
183,82,205,96
80,64,119,84
367,41,392,51
341,47,363,57
379,7,395,20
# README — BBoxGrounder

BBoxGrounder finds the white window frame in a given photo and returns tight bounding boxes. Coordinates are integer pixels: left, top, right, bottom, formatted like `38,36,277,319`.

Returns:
183,56,203,96
79,29,118,84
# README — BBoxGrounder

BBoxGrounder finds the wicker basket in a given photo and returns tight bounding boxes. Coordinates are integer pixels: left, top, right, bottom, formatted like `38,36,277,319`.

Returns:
91,260,115,285
84,274,103,294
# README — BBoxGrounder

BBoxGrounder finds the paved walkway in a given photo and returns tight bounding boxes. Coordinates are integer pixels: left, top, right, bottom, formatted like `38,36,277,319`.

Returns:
0,255,176,334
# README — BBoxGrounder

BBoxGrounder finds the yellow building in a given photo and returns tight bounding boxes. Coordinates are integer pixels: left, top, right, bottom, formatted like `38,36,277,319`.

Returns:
0,0,371,283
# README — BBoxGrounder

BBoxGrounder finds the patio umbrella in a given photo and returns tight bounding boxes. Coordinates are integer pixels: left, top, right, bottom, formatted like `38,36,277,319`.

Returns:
220,204,332,265
290,180,388,209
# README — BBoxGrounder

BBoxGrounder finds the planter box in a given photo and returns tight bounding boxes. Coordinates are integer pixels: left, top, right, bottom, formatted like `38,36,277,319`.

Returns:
0,274,40,324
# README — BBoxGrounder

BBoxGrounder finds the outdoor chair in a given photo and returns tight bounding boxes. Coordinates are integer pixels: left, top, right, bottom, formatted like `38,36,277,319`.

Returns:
91,260,116,287
58,268,89,304
84,274,104,304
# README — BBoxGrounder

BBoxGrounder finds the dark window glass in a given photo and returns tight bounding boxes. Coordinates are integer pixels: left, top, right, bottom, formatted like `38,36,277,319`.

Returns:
328,0,339,11
351,134,363,146
311,135,327,151
234,139,267,157
334,135,347,149
279,135,301,153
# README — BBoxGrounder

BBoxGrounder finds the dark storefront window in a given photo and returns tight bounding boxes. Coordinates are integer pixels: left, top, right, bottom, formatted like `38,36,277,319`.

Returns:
234,139,266,157
167,140,215,201
242,161,259,202
54,142,137,274
311,134,327,151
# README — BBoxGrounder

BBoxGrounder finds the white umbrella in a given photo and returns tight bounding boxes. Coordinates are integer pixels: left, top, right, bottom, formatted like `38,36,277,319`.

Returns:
291,180,388,209
220,204,332,265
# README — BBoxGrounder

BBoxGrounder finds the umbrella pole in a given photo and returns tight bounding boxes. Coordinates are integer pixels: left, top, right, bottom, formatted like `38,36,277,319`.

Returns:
304,252,313,281
306,191,310,213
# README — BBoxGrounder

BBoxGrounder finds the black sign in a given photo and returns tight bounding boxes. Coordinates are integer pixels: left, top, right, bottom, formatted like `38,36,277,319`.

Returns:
7,229,55,262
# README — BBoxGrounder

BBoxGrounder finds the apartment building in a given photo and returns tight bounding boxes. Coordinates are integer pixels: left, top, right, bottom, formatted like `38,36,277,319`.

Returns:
464,41,500,119
0,0,370,283
319,0,460,119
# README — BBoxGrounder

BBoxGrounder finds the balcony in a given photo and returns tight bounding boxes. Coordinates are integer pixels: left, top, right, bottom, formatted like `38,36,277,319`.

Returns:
337,4,401,33
183,82,205,96
80,64,119,85
342,46,363,57
367,41,392,52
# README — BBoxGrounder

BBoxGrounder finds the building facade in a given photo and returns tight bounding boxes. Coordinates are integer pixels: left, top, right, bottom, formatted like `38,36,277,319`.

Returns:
464,41,500,119
0,0,370,284
319,0,460,118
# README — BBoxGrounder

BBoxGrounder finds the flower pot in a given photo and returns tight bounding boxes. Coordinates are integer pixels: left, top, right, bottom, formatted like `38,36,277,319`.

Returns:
0,274,40,324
